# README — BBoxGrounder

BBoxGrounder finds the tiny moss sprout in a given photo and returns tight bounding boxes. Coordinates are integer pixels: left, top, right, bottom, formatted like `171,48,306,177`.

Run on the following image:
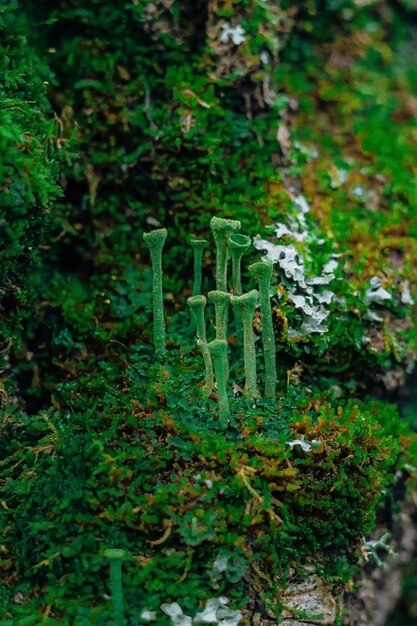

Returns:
210,216,241,292
228,233,252,295
104,548,126,625
208,338,230,426
143,228,168,359
231,290,259,401
248,261,276,400
187,295,214,396
190,239,208,296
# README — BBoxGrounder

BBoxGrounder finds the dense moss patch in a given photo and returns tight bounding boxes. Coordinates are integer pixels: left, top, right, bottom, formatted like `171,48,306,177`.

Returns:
1,355,415,622
0,1,67,350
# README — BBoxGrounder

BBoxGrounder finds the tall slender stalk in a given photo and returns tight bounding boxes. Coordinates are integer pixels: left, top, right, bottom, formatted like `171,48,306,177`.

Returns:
104,549,126,625
208,338,230,426
248,261,276,400
190,239,208,296
210,216,241,292
208,290,231,382
187,295,214,396
228,233,252,295
143,228,168,358
207,290,231,341
231,290,259,401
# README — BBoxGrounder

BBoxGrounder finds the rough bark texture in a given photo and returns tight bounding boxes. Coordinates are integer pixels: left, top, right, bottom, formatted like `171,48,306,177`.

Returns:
260,492,417,626
343,496,417,626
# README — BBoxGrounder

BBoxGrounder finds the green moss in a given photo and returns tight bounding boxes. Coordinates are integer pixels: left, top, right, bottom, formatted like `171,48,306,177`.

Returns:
0,1,65,350
1,1,417,623
1,377,414,622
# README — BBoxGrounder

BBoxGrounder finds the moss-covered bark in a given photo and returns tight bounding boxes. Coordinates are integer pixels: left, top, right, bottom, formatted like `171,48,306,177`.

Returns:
1,0,417,623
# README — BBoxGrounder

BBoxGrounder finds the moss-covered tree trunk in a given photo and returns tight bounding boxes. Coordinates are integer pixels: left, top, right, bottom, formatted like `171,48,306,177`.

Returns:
1,1,417,623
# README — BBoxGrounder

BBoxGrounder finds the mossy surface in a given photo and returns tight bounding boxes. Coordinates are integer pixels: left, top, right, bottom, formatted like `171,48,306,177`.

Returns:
0,1,69,351
1,348,416,622
1,0,417,623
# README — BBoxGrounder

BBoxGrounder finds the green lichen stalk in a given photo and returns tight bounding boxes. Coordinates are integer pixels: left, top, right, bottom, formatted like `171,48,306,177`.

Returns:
210,216,241,292
187,295,214,396
228,233,252,296
249,261,276,400
143,228,168,358
231,290,259,401
104,549,126,625
207,338,230,426
208,290,231,382
208,290,231,341
190,239,208,296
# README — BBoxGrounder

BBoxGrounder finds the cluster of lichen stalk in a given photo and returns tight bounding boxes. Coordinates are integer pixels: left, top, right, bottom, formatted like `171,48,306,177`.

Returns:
143,217,277,425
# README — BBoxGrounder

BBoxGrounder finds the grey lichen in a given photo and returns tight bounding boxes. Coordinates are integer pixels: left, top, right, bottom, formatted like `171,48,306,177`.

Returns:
190,239,208,296
143,228,168,358
210,216,241,292
365,277,392,306
161,597,242,626
187,295,214,397
231,290,259,401
228,233,252,296
208,338,230,426
362,533,396,569
248,261,276,400
104,548,126,625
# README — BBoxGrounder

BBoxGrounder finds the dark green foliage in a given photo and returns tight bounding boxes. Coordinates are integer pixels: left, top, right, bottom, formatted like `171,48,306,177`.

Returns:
0,1,66,349
1,372,414,622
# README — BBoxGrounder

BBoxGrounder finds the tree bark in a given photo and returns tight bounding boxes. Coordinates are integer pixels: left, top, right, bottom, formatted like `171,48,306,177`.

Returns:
245,491,417,626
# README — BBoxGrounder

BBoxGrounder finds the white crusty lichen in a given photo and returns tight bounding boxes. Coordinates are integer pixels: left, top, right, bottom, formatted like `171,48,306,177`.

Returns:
219,23,246,46
253,192,341,337
161,598,242,626
286,437,322,452
400,281,414,305
161,603,192,626
364,277,392,306
364,277,392,322
140,609,157,622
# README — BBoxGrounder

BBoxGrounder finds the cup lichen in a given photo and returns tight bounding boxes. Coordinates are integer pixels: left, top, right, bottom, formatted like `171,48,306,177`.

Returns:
187,295,214,397
210,216,241,292
248,261,276,400
228,233,252,296
207,338,230,426
104,548,126,625
143,228,168,359
190,239,208,296
208,289,232,382
207,290,231,341
231,289,259,401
